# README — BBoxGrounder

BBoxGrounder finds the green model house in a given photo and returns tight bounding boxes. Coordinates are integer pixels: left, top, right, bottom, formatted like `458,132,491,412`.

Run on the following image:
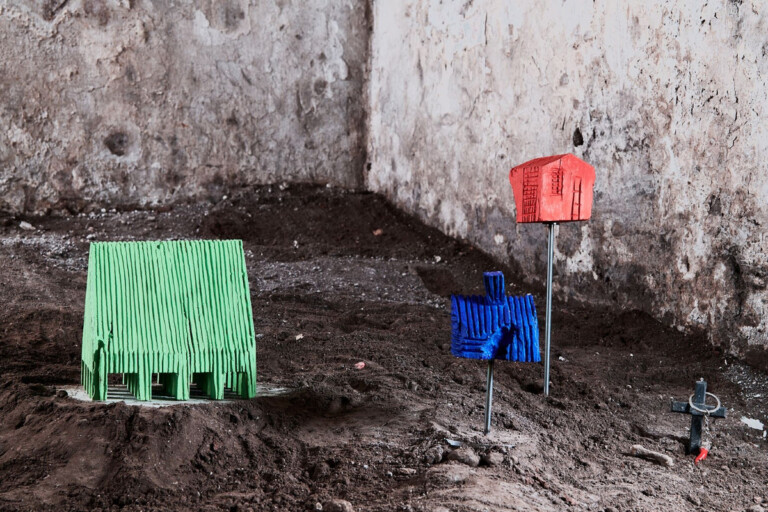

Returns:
81,240,257,401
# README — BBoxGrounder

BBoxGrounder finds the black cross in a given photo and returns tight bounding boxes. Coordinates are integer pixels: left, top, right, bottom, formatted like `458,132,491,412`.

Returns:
671,378,726,454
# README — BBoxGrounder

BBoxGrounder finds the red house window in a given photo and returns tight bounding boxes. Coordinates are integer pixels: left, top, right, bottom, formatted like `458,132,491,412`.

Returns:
522,166,539,222
551,167,563,196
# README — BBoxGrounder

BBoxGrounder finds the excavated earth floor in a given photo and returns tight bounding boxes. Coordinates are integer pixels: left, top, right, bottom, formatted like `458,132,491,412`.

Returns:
0,185,767,512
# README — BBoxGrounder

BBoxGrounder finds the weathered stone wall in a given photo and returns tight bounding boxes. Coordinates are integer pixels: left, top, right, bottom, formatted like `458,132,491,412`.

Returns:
367,0,768,361
0,0,369,213
5,0,768,361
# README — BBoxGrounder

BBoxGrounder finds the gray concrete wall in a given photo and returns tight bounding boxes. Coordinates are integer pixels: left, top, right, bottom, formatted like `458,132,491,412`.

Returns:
367,0,768,361
0,0,370,213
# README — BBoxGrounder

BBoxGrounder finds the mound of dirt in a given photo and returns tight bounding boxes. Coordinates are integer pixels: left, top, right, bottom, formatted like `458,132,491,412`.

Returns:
0,185,766,511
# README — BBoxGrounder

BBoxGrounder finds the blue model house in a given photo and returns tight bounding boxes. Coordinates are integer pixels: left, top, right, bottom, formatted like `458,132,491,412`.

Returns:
450,272,540,362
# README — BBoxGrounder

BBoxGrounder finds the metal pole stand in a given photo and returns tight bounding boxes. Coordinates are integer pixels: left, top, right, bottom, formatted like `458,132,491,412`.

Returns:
484,359,494,434
544,222,556,396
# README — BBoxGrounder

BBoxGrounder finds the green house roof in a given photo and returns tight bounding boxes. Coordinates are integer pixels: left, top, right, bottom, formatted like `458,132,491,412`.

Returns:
81,240,256,401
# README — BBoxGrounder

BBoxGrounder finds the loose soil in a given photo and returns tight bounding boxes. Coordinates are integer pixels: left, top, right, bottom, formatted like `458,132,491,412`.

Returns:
0,185,767,511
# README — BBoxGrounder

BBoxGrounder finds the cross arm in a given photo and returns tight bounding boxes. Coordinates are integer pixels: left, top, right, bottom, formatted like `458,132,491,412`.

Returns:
671,401,727,418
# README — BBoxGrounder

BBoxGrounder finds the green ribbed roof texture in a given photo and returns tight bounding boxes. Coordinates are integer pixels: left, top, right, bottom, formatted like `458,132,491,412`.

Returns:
81,240,257,401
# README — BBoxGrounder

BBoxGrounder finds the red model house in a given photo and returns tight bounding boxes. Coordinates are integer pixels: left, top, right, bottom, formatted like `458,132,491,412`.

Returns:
508,153,595,223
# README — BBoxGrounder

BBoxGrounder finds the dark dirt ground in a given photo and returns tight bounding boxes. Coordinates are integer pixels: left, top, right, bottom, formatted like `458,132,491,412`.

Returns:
0,185,767,512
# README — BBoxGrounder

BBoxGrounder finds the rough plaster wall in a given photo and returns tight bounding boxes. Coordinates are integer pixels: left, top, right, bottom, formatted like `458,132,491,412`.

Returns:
368,0,768,362
0,0,369,213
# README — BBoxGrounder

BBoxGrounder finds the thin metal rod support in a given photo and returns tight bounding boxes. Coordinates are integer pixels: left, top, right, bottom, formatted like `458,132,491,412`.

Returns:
544,222,556,396
484,359,494,434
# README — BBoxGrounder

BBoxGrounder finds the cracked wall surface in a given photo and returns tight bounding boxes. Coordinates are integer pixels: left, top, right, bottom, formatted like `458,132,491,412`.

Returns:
0,0,369,212
367,0,768,362
4,0,768,362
